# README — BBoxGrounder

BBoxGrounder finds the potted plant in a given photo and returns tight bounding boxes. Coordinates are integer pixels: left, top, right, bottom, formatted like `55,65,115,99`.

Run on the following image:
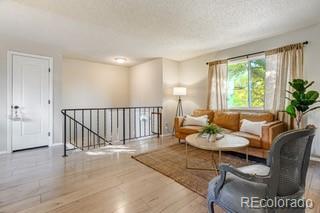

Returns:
285,79,320,128
200,124,222,142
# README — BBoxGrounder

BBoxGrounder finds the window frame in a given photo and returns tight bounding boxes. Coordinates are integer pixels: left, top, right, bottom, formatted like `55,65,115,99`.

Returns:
227,54,266,111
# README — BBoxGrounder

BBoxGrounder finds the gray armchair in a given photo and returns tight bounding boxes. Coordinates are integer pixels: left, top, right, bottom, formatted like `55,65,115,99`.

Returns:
208,126,316,213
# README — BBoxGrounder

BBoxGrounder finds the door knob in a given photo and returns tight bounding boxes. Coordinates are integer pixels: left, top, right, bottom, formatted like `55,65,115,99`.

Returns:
11,105,21,120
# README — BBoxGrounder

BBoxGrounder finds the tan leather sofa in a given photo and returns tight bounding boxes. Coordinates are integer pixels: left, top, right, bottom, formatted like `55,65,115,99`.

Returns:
174,109,287,150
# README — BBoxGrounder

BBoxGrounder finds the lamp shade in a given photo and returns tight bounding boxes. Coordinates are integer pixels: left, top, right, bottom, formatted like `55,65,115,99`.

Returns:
173,87,187,96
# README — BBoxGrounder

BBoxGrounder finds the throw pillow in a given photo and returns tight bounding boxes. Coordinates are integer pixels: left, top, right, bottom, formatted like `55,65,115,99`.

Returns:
240,119,267,137
183,115,208,126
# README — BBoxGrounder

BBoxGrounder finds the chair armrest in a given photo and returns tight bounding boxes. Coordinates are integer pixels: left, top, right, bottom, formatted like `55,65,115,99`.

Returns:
174,116,184,131
220,164,269,183
261,121,287,149
214,164,270,197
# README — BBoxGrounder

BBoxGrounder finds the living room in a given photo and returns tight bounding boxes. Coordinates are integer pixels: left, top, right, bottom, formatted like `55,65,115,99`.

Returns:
1,0,320,212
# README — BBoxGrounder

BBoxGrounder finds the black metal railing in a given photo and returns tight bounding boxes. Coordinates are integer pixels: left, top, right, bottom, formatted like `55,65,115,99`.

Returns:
61,106,162,156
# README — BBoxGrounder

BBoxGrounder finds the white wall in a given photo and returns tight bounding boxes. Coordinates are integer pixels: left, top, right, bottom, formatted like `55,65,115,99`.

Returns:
179,24,320,157
62,58,129,108
162,58,180,134
0,36,63,151
128,58,180,135
129,58,163,106
179,53,216,114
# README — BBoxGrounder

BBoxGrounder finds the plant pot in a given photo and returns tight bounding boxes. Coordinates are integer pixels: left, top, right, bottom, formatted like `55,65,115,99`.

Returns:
208,134,216,142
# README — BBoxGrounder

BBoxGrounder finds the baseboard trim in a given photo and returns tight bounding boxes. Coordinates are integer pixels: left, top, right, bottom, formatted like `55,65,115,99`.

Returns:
0,151,10,155
311,156,320,162
13,145,48,152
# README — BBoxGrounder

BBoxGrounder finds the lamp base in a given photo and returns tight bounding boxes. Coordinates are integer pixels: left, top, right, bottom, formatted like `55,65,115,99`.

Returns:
175,97,183,117
173,97,184,135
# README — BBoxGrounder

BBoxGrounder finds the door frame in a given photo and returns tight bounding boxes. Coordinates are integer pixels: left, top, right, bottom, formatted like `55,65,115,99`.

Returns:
7,51,54,152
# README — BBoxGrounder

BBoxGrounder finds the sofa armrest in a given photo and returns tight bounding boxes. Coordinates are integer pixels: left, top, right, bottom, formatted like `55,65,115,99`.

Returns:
261,121,287,149
174,116,184,131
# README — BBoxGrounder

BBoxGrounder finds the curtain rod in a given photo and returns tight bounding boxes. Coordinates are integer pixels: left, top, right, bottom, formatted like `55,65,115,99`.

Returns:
206,41,308,65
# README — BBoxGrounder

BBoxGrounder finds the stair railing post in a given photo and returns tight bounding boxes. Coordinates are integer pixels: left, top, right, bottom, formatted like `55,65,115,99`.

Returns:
63,110,68,157
157,107,160,138
123,108,126,144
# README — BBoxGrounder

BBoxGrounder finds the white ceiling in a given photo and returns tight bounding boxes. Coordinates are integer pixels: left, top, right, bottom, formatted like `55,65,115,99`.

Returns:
1,0,320,66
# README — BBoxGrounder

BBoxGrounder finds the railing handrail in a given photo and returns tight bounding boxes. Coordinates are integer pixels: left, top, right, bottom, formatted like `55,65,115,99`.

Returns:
61,106,162,112
61,110,108,143
61,106,162,157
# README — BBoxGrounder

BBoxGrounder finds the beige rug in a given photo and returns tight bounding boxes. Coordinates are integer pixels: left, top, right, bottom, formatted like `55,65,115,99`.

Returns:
132,143,255,198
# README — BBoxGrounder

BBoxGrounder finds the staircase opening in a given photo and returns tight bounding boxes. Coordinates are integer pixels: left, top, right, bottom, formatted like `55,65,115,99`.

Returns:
61,106,162,157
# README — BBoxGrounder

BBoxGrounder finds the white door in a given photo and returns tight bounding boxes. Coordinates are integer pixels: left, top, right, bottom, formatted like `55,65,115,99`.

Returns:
10,54,51,151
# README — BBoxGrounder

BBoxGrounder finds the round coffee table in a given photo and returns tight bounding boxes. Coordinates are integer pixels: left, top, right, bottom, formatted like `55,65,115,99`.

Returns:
185,133,249,171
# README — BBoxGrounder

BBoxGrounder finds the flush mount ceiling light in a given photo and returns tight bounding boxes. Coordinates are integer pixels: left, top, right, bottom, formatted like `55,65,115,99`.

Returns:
114,57,127,64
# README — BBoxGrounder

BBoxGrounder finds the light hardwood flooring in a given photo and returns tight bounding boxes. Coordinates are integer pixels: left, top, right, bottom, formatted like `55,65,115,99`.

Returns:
0,136,319,213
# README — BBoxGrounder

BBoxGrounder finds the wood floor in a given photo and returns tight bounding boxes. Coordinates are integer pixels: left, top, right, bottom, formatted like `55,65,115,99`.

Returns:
0,136,319,213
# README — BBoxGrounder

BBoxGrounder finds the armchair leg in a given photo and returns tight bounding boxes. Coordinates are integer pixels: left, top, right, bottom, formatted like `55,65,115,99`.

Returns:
178,138,181,143
208,200,215,213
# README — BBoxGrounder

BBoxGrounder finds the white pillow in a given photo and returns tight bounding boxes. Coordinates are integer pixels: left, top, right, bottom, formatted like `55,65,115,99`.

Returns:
240,119,267,137
183,115,208,126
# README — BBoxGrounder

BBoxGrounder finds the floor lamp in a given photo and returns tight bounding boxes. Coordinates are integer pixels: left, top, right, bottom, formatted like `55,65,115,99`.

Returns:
173,87,187,134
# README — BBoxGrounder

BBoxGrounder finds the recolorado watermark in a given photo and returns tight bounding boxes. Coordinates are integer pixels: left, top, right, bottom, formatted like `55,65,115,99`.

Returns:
241,197,314,209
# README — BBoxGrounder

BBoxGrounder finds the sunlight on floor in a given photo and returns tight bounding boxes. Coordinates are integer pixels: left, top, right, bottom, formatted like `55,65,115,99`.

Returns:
85,145,136,156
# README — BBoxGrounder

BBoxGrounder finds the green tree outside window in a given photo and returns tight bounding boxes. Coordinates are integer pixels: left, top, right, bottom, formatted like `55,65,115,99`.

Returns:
227,57,265,108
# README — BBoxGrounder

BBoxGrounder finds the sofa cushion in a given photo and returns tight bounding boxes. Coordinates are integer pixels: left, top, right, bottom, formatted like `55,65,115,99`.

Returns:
214,111,240,131
179,125,202,135
240,112,274,122
232,131,262,148
192,109,214,123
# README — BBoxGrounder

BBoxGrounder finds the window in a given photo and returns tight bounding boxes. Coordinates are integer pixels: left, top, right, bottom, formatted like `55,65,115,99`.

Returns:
227,55,266,109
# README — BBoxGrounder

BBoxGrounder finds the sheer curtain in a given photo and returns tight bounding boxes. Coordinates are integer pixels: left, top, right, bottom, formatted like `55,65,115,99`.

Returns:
207,60,228,110
265,43,304,129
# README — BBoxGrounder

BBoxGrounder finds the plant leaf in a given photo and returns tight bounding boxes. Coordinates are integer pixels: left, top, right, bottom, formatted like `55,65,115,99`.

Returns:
291,100,299,107
285,105,296,118
285,79,320,119
292,91,300,100
306,90,319,101
290,79,306,92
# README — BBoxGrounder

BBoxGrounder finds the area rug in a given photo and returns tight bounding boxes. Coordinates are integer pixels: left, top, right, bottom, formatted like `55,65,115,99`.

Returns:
132,143,258,198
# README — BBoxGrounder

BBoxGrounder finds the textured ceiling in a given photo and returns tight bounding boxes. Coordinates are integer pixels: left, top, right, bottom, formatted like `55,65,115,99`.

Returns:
1,0,320,66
